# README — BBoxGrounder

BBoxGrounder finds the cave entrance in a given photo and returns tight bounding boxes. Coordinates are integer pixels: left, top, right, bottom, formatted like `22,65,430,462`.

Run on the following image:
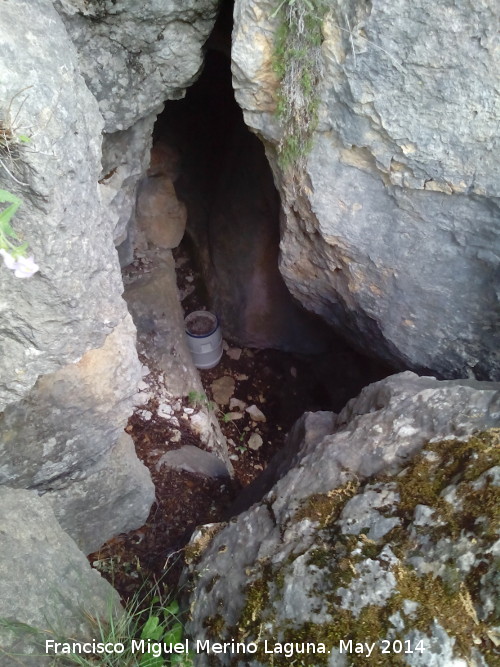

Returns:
109,0,393,601
146,15,391,408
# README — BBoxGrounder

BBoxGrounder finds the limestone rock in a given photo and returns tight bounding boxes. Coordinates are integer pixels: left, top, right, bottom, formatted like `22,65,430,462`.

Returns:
123,250,203,398
232,0,500,380
136,176,187,249
0,487,122,665
100,111,160,254
0,315,140,488
247,433,263,451
246,404,266,422
53,0,220,132
123,249,232,473
156,445,230,479
184,372,500,666
211,375,236,406
0,315,154,551
0,0,126,410
46,433,155,554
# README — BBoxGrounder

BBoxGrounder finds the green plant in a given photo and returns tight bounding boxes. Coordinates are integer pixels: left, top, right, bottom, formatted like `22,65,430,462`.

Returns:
0,587,193,666
187,391,214,412
0,87,32,187
0,188,39,277
272,0,327,174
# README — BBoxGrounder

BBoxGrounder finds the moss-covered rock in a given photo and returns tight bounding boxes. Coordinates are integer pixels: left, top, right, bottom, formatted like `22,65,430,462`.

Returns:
184,373,500,666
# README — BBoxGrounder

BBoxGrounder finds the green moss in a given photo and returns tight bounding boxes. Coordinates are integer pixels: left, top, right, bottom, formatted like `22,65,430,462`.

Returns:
203,613,225,638
220,430,499,665
393,566,497,661
395,429,500,514
294,481,360,528
237,577,270,638
271,0,328,176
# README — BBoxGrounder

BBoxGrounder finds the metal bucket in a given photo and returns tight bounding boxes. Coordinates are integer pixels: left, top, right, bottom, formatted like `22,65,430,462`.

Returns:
185,311,223,369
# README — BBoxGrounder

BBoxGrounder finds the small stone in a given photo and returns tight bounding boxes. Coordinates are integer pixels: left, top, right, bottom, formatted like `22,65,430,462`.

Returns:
236,374,249,381
211,375,235,405
248,433,263,451
222,340,229,351
186,275,194,283
183,407,194,415
246,405,266,422
138,380,149,391
179,285,195,301
170,430,181,443
290,366,297,378
227,347,242,360
137,410,152,421
158,403,174,418
225,412,244,421
229,454,239,461
156,445,230,478
229,398,246,411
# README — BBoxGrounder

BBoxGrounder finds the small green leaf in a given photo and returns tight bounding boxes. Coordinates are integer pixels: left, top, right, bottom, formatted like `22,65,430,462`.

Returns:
163,621,183,645
164,600,180,616
139,653,164,667
17,134,30,143
141,615,164,641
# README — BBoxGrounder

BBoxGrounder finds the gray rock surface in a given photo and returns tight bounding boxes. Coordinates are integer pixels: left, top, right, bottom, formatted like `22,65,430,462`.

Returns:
0,0,126,410
54,0,220,132
123,248,232,472
184,372,500,666
0,315,154,551
47,433,155,554
0,487,122,666
232,0,500,380
157,445,230,479
0,315,139,488
100,110,160,251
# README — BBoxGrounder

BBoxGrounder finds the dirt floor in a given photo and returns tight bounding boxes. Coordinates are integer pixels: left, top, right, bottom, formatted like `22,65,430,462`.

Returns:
89,239,389,602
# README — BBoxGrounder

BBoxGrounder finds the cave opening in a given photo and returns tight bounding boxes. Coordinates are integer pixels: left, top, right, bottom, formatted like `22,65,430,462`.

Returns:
147,7,391,411
109,0,394,600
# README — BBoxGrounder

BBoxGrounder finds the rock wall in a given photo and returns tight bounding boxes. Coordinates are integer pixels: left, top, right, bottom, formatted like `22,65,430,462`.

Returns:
184,372,500,666
0,488,122,665
232,0,500,380
0,0,221,563
54,0,220,267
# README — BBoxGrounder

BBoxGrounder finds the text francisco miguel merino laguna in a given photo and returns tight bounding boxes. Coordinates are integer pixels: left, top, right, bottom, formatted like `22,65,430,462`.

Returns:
45,637,427,659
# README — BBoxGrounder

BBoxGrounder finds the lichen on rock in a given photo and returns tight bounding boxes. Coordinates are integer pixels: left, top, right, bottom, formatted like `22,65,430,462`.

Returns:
184,374,500,666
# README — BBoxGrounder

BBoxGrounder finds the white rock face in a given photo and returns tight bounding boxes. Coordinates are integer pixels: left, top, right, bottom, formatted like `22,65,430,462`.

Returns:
232,0,500,380
184,373,500,666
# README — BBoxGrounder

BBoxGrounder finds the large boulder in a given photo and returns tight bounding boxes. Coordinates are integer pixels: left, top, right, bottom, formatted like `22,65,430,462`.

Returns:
0,487,122,666
184,372,500,666
232,0,500,380
0,0,125,410
0,0,154,552
0,314,154,553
